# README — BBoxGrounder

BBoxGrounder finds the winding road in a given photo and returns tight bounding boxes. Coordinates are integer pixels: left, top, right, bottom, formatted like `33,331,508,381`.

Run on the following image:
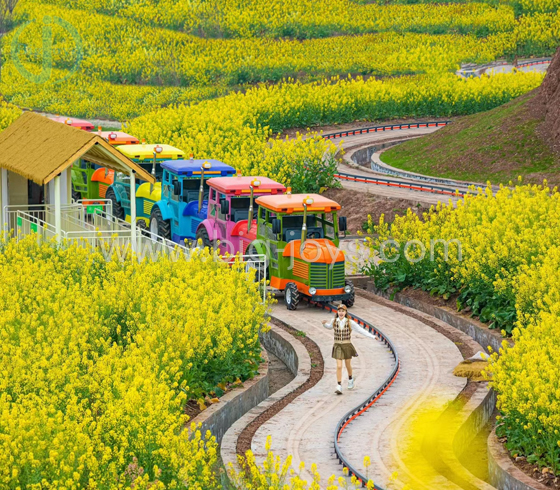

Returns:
327,58,551,204
329,123,484,205
250,297,467,489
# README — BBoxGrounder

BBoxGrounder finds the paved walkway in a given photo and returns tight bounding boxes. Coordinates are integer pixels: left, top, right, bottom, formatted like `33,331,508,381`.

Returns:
478,61,549,77
456,59,550,78
251,296,466,489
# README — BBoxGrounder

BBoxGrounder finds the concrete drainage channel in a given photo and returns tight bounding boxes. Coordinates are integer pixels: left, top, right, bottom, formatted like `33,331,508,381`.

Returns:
220,320,319,474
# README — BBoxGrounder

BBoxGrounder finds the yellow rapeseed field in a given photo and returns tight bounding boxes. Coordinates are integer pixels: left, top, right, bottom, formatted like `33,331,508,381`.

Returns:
0,97,22,131
513,0,560,14
362,182,560,470
31,0,514,38
3,2,512,87
2,0,551,191
363,181,560,333
0,235,268,488
1,0,557,121
128,72,543,190
228,437,375,489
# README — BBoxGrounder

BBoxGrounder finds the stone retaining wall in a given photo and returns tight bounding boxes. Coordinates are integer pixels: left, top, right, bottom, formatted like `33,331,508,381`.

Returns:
259,327,298,376
193,322,313,445
349,140,403,167
191,348,269,444
221,323,311,471
488,430,549,490
367,283,509,354
370,148,480,188
454,387,497,459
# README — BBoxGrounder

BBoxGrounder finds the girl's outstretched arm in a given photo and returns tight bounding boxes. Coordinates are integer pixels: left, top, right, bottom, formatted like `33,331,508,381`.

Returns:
322,318,334,329
350,319,379,341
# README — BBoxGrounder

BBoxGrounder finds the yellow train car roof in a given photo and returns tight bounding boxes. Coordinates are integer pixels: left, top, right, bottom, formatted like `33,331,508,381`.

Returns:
116,144,185,161
255,193,341,213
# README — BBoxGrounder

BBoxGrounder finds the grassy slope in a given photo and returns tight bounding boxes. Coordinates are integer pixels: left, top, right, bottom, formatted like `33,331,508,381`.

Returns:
381,91,560,186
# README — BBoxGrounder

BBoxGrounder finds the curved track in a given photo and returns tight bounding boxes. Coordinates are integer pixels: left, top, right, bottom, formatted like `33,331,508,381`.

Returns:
252,297,466,489
323,57,552,202
312,300,400,489
321,121,468,204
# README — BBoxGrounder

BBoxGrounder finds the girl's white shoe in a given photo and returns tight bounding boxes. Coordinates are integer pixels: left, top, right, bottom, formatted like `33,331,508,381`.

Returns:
348,378,355,390
335,383,342,395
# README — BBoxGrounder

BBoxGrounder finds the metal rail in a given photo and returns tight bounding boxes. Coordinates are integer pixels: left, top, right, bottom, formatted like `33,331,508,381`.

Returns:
308,299,400,489
319,120,483,196
321,120,473,197
516,58,552,68
335,171,470,197
322,121,451,141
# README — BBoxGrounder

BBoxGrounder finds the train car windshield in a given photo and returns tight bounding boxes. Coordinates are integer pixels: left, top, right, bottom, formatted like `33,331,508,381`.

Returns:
182,179,209,202
281,215,324,242
231,197,258,222
138,163,164,180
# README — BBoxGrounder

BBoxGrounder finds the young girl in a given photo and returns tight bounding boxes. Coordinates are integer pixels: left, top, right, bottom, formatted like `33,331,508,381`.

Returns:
322,304,379,395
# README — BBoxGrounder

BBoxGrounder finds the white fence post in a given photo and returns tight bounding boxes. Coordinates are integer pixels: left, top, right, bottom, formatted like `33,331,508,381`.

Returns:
130,170,137,252
54,175,62,243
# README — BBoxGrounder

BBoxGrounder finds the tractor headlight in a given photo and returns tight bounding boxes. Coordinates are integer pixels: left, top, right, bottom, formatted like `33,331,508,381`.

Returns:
309,287,317,295
344,285,352,293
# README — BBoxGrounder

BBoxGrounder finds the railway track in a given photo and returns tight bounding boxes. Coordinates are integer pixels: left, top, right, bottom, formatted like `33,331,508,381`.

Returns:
308,299,400,489
320,120,475,201
335,171,469,198
253,297,467,490
322,121,451,141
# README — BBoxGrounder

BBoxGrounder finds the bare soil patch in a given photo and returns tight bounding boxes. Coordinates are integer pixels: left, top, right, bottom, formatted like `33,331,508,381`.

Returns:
322,187,429,234
500,436,560,489
185,400,202,420
534,47,560,156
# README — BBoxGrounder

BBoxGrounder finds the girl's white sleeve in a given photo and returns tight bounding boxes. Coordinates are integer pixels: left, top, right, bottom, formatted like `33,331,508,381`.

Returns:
323,318,334,329
350,319,378,340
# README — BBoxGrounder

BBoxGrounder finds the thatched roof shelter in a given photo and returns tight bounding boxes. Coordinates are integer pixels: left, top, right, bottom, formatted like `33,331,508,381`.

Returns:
0,112,155,185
